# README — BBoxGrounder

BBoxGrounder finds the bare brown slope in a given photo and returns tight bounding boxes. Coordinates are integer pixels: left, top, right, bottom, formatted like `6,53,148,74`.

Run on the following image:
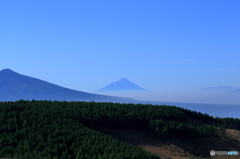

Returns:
97,127,240,159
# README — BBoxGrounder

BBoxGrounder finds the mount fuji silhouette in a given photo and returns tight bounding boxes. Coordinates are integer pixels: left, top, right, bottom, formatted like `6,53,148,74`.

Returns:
96,78,146,92
0,69,135,102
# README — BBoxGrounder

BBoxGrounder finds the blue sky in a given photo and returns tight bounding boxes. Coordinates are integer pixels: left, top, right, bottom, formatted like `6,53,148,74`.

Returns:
1,1,240,104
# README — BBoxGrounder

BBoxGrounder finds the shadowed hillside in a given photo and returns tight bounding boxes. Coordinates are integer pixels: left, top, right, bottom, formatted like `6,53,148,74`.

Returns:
98,128,240,159
0,100,239,158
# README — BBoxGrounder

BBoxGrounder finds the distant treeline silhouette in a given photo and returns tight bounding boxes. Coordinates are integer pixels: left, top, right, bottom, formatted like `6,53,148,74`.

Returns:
0,100,239,158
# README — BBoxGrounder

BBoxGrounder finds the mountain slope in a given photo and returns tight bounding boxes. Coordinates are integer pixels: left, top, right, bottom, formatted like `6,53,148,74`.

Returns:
0,69,134,102
96,78,146,92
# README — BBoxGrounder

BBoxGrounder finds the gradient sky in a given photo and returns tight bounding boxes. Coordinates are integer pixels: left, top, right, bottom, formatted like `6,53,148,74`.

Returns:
1,1,240,104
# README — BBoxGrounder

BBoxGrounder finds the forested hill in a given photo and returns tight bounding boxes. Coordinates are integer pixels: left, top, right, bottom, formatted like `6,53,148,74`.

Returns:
0,100,240,158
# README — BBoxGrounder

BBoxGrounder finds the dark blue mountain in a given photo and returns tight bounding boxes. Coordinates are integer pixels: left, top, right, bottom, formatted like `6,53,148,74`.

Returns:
0,69,134,102
96,78,146,92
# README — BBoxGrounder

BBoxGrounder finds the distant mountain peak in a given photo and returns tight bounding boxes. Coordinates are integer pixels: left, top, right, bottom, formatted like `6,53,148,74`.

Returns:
0,68,20,77
96,78,146,92
113,78,130,84
115,78,126,81
0,69,135,102
1,68,15,73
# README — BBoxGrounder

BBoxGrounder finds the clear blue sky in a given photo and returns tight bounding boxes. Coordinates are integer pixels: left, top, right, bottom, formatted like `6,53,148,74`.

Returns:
1,1,240,104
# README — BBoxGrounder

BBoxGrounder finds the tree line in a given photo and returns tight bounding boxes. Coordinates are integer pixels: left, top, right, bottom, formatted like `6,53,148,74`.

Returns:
0,100,160,159
0,100,240,158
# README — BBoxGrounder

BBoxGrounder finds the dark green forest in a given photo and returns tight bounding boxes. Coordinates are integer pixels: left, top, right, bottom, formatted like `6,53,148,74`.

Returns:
0,100,240,159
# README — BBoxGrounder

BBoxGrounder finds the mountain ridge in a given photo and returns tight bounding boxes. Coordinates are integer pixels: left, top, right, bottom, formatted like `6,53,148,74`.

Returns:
0,69,135,102
201,86,236,91
227,88,240,94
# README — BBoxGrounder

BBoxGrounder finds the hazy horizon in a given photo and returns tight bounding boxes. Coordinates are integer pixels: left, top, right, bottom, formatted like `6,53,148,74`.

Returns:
1,1,240,105
93,88,240,105
2,68,240,106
